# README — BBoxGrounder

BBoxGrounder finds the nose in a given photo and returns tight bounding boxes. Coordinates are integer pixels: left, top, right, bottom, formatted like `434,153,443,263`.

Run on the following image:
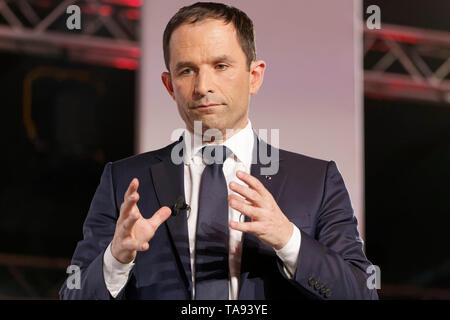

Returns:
194,68,214,98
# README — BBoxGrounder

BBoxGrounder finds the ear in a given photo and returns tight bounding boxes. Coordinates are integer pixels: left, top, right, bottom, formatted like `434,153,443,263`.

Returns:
249,60,266,95
161,72,176,101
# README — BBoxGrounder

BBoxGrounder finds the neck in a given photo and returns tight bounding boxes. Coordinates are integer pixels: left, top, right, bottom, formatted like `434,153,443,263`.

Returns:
187,119,249,144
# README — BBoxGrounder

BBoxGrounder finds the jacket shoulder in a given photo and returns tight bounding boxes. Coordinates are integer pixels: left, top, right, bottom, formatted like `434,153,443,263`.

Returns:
110,140,177,169
279,148,330,167
276,148,336,185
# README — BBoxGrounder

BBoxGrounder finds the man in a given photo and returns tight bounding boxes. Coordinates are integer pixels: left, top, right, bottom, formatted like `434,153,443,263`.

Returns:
60,2,378,300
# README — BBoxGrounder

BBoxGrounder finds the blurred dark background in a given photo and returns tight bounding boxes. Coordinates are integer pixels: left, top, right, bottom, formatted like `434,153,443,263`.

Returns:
0,0,138,298
363,0,450,299
0,52,135,298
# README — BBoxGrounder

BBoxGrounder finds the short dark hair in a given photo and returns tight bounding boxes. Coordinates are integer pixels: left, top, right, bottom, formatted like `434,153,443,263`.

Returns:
163,2,256,72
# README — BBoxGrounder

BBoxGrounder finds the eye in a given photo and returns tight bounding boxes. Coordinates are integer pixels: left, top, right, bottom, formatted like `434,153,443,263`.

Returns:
180,68,192,75
216,64,228,70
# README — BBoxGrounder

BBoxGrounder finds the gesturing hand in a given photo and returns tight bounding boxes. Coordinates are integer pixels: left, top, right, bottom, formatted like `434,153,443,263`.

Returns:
228,171,293,250
111,178,172,264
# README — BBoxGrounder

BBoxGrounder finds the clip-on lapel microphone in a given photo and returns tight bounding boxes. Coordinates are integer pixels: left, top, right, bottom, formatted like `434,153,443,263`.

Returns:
170,195,190,216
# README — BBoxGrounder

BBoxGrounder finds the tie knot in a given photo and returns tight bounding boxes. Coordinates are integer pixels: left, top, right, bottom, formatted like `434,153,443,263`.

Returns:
202,145,231,165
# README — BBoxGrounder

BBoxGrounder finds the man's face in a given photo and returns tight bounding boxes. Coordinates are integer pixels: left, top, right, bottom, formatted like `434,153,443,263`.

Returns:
162,18,265,140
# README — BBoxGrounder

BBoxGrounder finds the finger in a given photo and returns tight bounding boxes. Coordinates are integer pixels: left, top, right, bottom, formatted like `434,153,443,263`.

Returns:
139,242,149,251
236,171,270,197
124,178,139,202
119,191,140,222
118,178,139,222
228,194,252,206
229,220,260,233
228,197,259,220
147,206,172,230
121,210,140,232
229,181,261,204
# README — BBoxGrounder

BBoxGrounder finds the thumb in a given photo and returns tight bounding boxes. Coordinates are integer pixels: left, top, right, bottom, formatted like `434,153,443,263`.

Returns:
147,206,172,229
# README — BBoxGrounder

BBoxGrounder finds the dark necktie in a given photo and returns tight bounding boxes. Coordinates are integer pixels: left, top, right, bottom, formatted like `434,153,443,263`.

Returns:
195,145,231,300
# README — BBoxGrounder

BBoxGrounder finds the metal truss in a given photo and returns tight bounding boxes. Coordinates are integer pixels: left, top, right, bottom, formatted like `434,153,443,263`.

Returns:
364,23,450,104
0,0,140,69
0,252,71,299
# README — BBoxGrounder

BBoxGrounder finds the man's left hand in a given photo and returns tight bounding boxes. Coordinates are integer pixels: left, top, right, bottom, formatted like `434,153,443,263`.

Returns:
228,170,293,250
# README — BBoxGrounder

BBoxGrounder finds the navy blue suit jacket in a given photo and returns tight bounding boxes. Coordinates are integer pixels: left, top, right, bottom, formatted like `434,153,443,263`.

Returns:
60,134,378,300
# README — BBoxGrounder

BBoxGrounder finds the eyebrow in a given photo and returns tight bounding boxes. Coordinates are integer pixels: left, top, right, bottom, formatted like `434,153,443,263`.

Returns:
174,61,196,73
211,55,235,64
173,55,235,72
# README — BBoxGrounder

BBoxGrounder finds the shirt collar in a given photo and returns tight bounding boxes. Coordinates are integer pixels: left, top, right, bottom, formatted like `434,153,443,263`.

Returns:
181,119,254,167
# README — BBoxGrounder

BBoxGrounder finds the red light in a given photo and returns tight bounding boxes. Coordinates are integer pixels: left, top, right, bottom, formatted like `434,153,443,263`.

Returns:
127,48,140,58
388,80,428,92
380,31,419,44
82,4,99,15
125,9,140,20
101,0,142,7
125,0,142,7
99,5,113,16
114,58,138,70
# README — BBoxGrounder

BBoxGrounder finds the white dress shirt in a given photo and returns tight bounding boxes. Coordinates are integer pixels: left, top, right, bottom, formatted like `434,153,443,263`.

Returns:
103,119,301,299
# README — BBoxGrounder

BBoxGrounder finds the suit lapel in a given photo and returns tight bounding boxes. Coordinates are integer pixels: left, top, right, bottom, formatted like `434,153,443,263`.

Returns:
239,132,286,299
250,131,285,202
149,139,193,296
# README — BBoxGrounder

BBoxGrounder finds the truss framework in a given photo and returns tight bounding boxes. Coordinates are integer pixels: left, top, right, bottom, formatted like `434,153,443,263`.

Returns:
364,23,450,104
0,0,140,299
0,0,140,69
0,252,71,299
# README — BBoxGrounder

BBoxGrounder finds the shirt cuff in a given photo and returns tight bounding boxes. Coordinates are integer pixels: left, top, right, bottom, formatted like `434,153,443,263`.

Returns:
274,223,301,279
103,242,135,298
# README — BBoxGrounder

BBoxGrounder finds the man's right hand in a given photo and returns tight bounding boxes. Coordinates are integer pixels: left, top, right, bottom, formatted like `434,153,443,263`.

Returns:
111,178,172,264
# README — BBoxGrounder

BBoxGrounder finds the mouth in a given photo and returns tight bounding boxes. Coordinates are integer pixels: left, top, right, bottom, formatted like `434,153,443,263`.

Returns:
194,103,223,109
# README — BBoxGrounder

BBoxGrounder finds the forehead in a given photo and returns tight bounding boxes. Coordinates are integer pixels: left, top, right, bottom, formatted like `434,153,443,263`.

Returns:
169,18,244,63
